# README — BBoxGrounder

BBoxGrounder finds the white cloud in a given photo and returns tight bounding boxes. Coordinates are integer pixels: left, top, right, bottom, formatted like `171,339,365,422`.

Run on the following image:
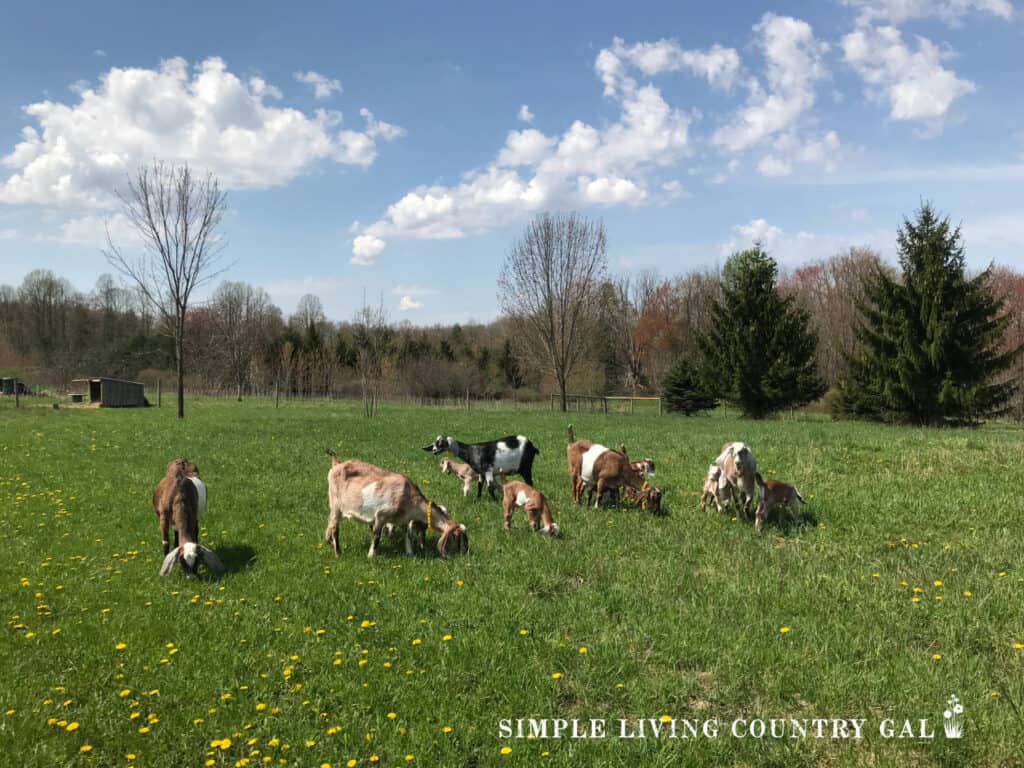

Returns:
842,25,975,127
360,108,405,140
721,217,891,267
351,233,386,265
599,37,742,94
842,0,1013,25
0,57,401,207
757,130,842,176
93,49,107,58
398,295,423,310
712,14,830,155
293,70,342,100
57,212,137,247
351,42,696,264
661,179,687,198
0,228,16,239
518,104,534,123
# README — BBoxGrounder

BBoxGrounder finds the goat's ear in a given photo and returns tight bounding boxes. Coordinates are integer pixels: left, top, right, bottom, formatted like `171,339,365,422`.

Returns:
159,548,180,576
200,546,226,575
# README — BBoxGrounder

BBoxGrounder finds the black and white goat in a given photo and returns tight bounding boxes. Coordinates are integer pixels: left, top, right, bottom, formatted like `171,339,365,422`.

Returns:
424,434,539,500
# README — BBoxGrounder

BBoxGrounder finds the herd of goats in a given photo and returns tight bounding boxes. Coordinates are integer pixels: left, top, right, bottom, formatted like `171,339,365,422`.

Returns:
153,426,808,575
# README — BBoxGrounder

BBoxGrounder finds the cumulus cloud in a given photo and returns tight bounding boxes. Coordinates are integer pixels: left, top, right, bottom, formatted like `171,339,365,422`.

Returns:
842,0,1013,25
350,40,701,264
842,25,975,127
351,233,386,265
597,37,742,94
518,104,534,123
57,213,137,247
398,295,423,310
757,130,842,177
93,49,107,58
712,14,830,155
0,57,402,208
293,70,342,99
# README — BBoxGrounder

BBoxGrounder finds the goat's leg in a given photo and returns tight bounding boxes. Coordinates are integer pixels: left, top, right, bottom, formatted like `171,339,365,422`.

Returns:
502,496,514,531
486,471,498,500
476,476,484,498
522,464,534,486
324,508,341,556
462,477,471,497
526,506,540,531
593,478,605,509
160,515,171,556
368,518,386,558
755,500,768,533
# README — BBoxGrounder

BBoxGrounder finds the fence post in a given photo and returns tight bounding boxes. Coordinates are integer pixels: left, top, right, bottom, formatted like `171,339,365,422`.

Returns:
275,381,280,408
659,397,663,416
157,379,162,407
15,379,20,409
630,397,634,415
237,383,242,402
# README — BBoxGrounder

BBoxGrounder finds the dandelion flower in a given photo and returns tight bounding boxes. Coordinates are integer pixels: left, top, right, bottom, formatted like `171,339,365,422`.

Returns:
779,626,790,634
80,744,93,753
578,646,588,654
519,629,528,636
1013,643,1024,650
347,761,357,768
442,634,452,641
551,672,563,680
500,746,512,754
387,712,397,720
442,726,453,733
412,639,422,646
119,689,131,698
932,653,942,661
963,591,972,597
659,714,672,723
256,703,267,712
933,580,942,587
66,722,79,732
115,642,127,650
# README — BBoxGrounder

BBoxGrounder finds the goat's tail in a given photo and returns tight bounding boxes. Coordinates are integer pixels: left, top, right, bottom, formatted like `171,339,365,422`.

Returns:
567,424,574,444
326,448,341,465
754,471,766,488
794,488,806,504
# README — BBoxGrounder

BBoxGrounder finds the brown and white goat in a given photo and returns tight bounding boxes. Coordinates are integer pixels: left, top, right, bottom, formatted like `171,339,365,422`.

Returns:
325,449,468,558
153,459,224,576
566,424,592,497
575,443,661,513
754,473,806,533
700,464,733,514
440,458,479,498
500,478,559,536
715,441,759,517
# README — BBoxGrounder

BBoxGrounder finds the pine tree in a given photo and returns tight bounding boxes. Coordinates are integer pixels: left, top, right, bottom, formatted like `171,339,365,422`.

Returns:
697,246,825,418
835,203,1019,425
662,355,716,414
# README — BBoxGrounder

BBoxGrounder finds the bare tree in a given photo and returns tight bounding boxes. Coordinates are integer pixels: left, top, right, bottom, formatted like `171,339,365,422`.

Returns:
209,281,275,398
352,297,393,417
104,161,227,418
499,212,607,411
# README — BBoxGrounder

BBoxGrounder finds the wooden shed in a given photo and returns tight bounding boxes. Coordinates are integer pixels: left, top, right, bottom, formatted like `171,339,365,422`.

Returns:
70,377,146,407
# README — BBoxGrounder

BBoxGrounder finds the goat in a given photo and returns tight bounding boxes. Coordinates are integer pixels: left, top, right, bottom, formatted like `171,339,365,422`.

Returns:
424,434,539,500
566,424,592,497
440,458,479,498
575,443,661,513
617,444,656,480
325,449,468,558
754,473,807,533
700,464,733,514
715,441,759,517
154,459,224,577
500,477,559,536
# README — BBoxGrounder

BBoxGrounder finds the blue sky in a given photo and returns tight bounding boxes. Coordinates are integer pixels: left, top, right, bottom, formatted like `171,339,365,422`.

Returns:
1,0,1022,324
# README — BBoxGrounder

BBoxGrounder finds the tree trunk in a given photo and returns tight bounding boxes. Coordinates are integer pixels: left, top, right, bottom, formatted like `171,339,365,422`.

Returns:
558,375,568,412
176,334,185,420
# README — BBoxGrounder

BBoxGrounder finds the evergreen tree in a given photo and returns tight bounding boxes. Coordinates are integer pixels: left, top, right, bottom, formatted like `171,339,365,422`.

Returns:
697,246,825,418
497,339,523,389
662,355,716,414
835,203,1019,425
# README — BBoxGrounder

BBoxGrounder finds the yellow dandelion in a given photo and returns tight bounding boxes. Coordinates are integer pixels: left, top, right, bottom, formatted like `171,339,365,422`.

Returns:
1013,643,1024,650
519,629,528,635
119,689,131,698
579,646,588,654
912,597,921,603
405,756,414,762
963,591,972,597
659,714,672,723
779,626,790,634
80,744,93,753
442,725,453,733
933,580,943,587
500,746,512,755
442,634,452,641
387,712,397,719
305,740,316,748
932,653,942,661
115,642,127,650
347,761,357,768
4,709,14,716
256,703,267,712
66,722,80,732
320,763,331,768
370,756,379,763
412,638,422,645
551,672,563,679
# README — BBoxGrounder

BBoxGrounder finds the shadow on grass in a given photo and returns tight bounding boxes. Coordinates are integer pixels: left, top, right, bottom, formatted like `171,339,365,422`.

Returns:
769,507,819,536
215,543,258,573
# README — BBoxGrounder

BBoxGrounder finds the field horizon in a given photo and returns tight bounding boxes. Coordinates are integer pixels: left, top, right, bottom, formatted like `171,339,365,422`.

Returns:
1,397,1022,767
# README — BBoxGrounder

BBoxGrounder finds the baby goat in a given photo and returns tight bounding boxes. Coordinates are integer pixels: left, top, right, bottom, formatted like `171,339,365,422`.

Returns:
425,434,539,500
754,473,807,533
153,459,224,577
715,441,759,517
500,477,559,536
700,464,733,514
325,449,468,558
575,443,661,513
440,458,479,498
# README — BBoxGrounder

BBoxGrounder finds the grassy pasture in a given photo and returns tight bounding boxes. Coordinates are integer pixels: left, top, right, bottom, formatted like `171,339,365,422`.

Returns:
0,397,1022,767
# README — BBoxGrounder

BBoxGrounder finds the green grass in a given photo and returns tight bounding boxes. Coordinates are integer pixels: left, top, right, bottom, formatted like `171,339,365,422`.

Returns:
1,397,1022,767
